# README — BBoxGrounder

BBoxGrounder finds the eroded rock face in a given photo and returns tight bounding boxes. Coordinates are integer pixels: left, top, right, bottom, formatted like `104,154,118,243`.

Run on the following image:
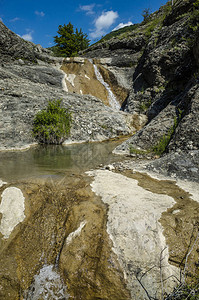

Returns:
114,83,199,181
59,57,130,110
146,150,199,182
60,58,110,106
114,103,177,154
0,21,36,63
169,85,199,152
82,34,146,68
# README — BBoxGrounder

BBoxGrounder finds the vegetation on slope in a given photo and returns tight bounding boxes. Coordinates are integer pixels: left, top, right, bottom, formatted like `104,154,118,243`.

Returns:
90,0,198,48
32,99,72,144
92,1,173,45
97,24,139,43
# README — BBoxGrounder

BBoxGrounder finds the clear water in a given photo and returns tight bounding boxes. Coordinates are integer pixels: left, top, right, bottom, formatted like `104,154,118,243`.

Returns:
0,140,124,181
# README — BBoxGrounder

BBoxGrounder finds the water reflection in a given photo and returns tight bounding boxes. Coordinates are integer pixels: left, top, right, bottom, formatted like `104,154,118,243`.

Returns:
0,140,123,181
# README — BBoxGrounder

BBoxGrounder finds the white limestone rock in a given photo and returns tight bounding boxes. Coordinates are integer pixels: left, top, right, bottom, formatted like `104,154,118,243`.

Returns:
88,170,179,299
0,187,25,239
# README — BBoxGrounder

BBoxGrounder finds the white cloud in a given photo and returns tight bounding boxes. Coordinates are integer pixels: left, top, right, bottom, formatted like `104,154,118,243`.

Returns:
35,11,45,17
90,10,118,39
89,28,104,39
112,21,133,31
21,31,33,42
79,4,95,15
95,11,118,30
0,17,3,23
10,17,21,22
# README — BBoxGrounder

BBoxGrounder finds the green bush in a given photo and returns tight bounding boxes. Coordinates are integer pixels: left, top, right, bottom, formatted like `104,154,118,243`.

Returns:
153,111,182,155
32,99,72,144
152,131,173,155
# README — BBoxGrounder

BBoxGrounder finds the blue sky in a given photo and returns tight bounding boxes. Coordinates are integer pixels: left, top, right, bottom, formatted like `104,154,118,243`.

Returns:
0,0,168,48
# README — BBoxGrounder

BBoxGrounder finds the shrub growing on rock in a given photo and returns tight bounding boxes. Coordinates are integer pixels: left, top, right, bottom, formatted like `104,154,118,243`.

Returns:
32,99,72,144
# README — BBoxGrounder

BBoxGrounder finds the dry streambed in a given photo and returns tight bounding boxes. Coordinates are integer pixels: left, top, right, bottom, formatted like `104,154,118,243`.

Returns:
0,166,198,299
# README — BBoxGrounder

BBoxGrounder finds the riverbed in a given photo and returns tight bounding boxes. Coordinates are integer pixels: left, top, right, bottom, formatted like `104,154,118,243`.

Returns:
0,141,199,300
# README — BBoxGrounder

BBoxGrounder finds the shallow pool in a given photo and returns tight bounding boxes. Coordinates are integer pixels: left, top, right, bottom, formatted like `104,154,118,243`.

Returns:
0,140,124,181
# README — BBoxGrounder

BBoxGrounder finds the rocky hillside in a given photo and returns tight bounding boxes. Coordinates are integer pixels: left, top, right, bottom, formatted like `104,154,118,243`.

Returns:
0,21,141,150
82,0,199,181
0,1,199,299
0,0,198,180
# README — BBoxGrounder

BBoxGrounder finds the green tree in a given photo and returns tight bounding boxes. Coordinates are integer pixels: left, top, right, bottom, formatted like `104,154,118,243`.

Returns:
75,28,90,52
142,8,151,22
53,22,90,57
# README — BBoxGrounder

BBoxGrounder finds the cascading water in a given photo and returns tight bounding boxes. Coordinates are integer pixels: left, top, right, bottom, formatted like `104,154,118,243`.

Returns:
89,59,121,110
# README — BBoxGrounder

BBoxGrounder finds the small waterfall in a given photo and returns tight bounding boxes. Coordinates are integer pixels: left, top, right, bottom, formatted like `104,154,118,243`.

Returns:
89,59,121,110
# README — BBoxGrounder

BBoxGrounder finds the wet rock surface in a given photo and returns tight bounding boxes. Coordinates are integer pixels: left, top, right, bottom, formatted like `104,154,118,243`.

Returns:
1,163,198,299
0,176,130,300
60,57,129,108
88,169,179,299
109,160,199,284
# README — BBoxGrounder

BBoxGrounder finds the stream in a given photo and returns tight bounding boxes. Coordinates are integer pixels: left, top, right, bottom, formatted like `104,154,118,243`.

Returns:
89,59,121,110
0,140,124,181
0,141,199,300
